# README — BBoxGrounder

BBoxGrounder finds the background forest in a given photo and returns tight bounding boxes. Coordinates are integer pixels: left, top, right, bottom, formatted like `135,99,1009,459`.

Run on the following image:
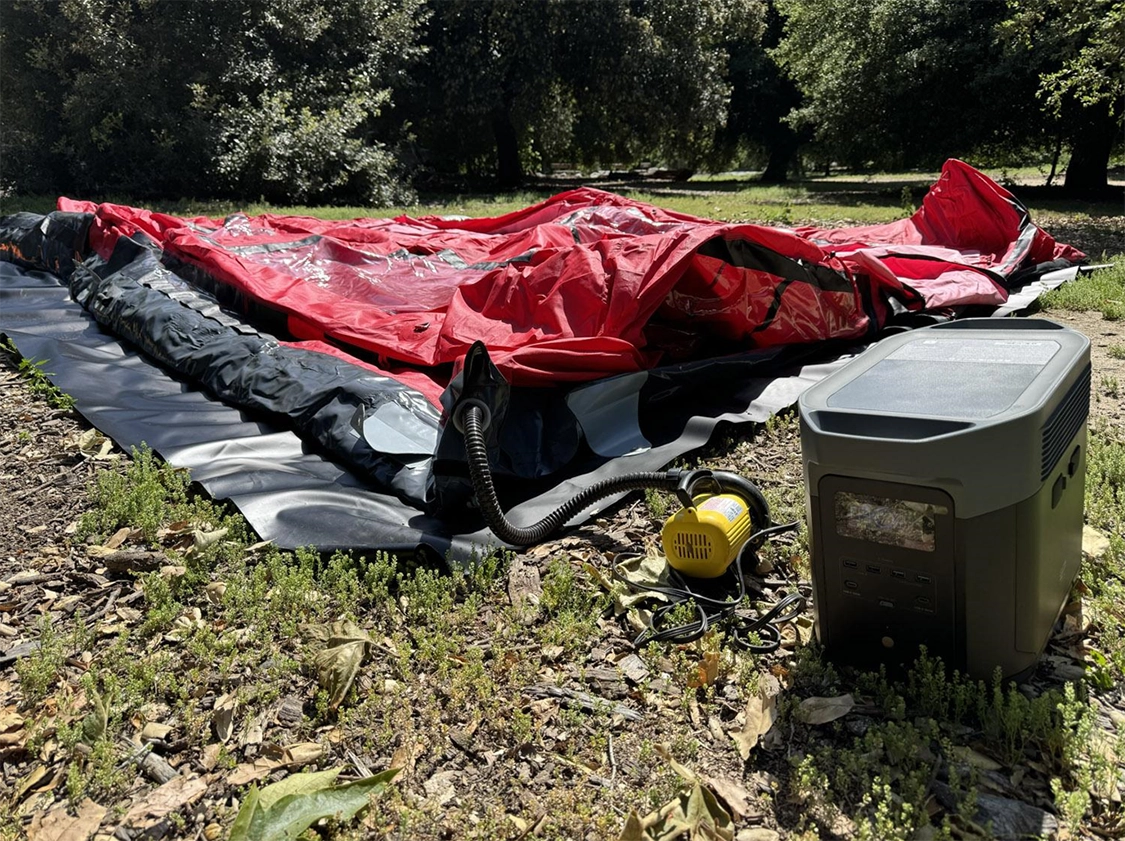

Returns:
1,0,1121,205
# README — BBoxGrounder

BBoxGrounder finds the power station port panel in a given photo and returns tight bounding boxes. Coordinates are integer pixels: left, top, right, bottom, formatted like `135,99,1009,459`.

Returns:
814,475,958,667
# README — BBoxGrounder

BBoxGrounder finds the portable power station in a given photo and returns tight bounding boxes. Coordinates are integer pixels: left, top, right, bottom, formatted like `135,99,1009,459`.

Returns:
798,319,1090,679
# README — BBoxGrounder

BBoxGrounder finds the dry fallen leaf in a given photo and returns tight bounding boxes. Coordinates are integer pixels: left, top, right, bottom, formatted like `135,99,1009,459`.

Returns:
731,690,777,759
12,764,51,805
226,742,325,786
212,693,237,743
701,774,758,820
165,607,205,642
200,743,222,771
140,722,173,743
282,742,325,767
228,757,282,787
204,582,227,605
159,565,186,581
103,527,131,551
688,650,721,689
156,520,193,539
311,620,372,710
121,775,208,831
795,694,855,725
28,798,106,841
390,741,417,774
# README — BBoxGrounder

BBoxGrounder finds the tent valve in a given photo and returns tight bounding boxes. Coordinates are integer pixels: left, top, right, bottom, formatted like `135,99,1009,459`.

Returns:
451,398,492,434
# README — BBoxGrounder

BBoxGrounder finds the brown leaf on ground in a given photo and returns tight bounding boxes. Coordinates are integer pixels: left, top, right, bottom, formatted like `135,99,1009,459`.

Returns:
200,743,222,771
795,694,855,725
311,620,372,710
282,742,324,766
390,741,417,775
0,710,25,732
731,691,777,759
701,774,758,820
226,742,325,786
227,757,281,787
28,798,106,841
140,722,172,743
103,527,131,551
12,764,53,805
687,650,720,689
212,693,236,743
121,775,208,831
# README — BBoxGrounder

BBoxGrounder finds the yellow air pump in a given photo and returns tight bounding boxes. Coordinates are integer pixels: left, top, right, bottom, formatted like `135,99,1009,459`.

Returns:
662,469,766,578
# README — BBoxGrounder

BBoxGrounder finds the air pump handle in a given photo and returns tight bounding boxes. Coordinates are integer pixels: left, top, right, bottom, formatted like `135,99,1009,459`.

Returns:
673,468,722,509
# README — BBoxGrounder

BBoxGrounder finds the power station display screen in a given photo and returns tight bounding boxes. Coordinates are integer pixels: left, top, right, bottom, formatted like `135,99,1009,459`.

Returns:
834,492,947,552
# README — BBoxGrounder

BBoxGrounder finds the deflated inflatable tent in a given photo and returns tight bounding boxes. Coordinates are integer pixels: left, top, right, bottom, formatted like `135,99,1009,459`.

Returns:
0,160,1086,560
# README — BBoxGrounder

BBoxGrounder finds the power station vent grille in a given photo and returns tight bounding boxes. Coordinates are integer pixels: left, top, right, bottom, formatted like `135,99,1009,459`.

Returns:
1041,363,1090,481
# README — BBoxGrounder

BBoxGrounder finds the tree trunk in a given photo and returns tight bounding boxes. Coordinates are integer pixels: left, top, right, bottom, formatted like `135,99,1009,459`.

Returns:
1063,103,1118,192
492,106,522,189
1046,134,1061,187
760,130,798,183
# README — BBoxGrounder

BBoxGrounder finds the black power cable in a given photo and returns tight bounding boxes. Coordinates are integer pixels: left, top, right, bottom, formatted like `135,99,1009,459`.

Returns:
612,530,805,653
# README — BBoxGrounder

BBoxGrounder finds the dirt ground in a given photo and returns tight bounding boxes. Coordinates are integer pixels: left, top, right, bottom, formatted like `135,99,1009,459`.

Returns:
1,281,1123,839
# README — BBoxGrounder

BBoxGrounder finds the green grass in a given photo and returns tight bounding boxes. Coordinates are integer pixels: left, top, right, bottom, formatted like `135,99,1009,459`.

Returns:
1041,260,1125,318
2,338,77,411
7,168,1121,227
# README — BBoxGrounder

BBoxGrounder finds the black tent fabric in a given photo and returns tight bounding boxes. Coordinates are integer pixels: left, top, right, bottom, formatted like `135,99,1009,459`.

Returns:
0,259,845,561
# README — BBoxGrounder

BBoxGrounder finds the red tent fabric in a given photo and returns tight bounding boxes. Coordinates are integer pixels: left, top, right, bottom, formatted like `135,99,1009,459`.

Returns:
58,160,1083,405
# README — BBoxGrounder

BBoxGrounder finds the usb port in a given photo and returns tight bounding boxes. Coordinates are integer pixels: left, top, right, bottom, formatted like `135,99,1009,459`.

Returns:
878,599,895,609
843,559,858,569
844,579,859,590
866,564,881,575
891,570,906,580
916,574,932,585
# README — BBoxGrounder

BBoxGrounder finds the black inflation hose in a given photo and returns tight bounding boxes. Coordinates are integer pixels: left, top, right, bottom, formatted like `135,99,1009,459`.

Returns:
460,402,682,545
458,401,772,546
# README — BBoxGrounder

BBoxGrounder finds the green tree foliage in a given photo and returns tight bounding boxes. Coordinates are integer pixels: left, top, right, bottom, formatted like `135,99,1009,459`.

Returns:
0,0,425,203
1001,0,1124,190
404,0,763,187
772,0,1045,172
